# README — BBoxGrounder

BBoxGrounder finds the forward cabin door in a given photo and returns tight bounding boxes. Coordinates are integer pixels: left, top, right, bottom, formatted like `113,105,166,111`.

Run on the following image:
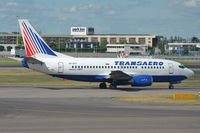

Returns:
58,62,64,73
168,63,174,74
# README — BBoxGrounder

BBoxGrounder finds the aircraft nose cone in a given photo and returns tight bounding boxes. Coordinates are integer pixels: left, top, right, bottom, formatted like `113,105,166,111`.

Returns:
187,69,194,78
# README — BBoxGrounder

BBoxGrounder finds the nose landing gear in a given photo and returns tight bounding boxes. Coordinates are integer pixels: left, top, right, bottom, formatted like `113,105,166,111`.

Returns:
169,84,174,89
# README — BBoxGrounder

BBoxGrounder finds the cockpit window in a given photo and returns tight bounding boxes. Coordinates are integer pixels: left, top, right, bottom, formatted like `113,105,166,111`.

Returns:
179,64,185,69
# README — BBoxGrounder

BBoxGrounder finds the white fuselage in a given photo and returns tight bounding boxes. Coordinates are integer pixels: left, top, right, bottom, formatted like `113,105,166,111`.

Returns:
27,57,194,83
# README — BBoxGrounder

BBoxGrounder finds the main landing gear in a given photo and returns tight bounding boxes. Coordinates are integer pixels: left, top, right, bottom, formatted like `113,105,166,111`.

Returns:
99,82,117,89
169,84,174,89
109,83,117,89
99,82,107,89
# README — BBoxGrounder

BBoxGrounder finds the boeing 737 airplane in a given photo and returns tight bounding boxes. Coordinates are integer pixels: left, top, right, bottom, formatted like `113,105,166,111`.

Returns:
17,19,194,89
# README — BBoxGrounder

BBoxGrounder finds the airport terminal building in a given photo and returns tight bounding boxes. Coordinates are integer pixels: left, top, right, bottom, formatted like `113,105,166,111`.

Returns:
0,27,162,50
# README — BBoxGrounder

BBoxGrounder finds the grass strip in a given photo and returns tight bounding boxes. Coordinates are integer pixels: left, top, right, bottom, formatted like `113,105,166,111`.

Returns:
0,70,200,86
0,70,98,86
113,94,200,105
0,58,22,66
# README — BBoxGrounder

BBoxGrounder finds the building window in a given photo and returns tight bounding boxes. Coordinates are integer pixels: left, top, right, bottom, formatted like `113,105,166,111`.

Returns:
91,37,98,42
129,38,136,44
100,38,107,43
119,38,126,43
139,38,145,44
110,38,116,44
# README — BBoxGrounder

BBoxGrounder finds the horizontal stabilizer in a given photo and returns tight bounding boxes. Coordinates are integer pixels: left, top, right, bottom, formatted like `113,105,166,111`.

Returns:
24,57,43,64
8,57,23,61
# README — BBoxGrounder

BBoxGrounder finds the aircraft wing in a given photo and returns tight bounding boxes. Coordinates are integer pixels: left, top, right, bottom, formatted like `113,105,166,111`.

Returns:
109,70,132,81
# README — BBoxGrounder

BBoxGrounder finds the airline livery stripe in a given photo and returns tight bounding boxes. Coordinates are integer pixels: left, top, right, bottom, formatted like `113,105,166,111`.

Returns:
30,28,44,54
22,24,36,55
24,36,33,56
23,30,34,56
28,28,41,53
23,31,33,56
34,33,47,54
24,23,38,54
27,27,40,53
22,23,38,54
24,38,32,56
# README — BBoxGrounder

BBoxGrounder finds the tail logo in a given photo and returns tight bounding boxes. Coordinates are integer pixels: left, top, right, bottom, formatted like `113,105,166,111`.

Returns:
21,21,56,57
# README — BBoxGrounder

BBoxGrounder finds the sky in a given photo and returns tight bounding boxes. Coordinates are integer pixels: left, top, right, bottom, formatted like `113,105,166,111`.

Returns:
0,0,200,38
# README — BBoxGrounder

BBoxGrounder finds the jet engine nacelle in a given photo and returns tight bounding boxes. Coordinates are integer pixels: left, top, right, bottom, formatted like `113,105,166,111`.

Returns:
132,75,152,86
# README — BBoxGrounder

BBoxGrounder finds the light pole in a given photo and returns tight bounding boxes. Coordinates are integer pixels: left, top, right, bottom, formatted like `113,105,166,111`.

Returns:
16,16,19,46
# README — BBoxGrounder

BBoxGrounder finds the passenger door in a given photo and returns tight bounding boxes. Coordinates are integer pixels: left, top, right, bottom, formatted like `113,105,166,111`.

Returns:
58,62,64,73
168,63,174,74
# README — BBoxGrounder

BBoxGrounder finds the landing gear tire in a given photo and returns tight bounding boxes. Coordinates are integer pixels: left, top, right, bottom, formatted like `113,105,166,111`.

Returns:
169,84,174,89
99,83,107,89
109,84,117,89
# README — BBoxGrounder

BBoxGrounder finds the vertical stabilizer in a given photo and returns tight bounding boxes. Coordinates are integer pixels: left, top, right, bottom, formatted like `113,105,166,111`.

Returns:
18,19,57,57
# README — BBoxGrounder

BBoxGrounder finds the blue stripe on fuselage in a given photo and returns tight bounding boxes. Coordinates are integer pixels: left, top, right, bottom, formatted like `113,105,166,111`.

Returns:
50,74,187,82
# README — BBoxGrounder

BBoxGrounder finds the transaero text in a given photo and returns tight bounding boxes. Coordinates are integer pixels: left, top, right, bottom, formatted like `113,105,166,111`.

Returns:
114,61,164,66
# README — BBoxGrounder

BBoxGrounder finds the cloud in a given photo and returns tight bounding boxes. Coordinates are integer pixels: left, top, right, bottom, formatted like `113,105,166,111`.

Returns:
169,0,200,7
184,0,197,7
0,14,6,19
69,6,77,12
107,10,116,15
7,2,18,6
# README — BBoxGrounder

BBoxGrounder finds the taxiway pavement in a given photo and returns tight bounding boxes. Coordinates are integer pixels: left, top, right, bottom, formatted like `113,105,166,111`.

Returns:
0,85,200,133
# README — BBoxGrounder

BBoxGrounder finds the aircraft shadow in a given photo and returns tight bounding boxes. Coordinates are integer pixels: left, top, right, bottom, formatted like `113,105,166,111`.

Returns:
37,85,191,92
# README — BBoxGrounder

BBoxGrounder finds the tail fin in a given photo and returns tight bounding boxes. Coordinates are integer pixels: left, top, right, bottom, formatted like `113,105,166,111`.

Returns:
18,19,57,57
